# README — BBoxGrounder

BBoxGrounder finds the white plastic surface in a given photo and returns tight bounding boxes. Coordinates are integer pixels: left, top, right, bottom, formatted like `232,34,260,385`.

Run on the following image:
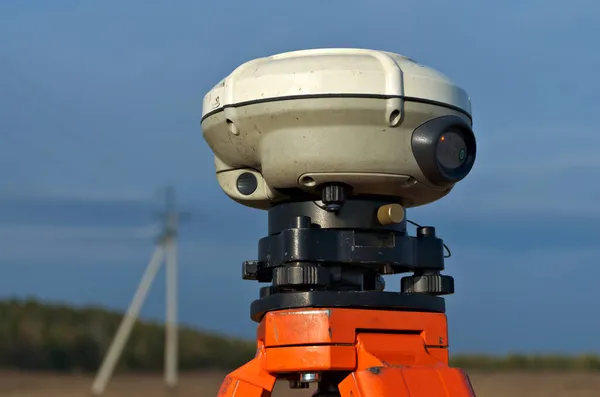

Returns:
202,48,471,118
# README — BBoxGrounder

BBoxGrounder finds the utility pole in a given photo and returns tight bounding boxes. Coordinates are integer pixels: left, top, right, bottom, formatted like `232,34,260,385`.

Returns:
159,186,189,389
91,186,189,396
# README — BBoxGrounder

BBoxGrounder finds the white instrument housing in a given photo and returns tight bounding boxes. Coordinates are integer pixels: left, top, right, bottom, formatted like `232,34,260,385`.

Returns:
201,48,475,210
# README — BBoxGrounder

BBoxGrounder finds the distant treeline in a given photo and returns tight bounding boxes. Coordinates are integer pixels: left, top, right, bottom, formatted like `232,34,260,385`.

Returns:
450,354,600,371
0,298,599,373
0,298,255,372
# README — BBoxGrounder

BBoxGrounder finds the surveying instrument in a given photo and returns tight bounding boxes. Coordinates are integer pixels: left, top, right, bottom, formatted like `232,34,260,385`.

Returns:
201,48,477,397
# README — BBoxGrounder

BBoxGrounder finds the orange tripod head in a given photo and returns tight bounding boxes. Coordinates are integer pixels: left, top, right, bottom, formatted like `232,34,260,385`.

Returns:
201,49,478,397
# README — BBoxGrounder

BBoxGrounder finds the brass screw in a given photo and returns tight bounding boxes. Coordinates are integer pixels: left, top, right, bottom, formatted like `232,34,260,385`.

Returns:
377,204,405,225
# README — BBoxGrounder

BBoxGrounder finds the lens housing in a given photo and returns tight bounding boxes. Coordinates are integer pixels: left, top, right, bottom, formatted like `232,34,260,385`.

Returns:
411,115,476,187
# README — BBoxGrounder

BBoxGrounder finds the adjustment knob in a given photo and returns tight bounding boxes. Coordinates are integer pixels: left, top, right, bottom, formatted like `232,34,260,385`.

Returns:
243,260,271,282
417,226,436,238
321,184,347,212
377,204,405,225
242,260,259,280
273,264,330,287
401,274,454,295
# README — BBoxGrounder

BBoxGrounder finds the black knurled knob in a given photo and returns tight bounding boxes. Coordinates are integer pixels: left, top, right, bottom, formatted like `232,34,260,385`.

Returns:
272,264,330,287
321,184,347,212
401,274,454,295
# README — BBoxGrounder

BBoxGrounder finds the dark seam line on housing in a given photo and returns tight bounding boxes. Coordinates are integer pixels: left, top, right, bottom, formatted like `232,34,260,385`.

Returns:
200,94,472,122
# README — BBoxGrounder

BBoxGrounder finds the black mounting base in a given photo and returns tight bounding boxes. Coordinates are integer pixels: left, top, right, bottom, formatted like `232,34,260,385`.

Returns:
249,290,446,322
242,195,455,323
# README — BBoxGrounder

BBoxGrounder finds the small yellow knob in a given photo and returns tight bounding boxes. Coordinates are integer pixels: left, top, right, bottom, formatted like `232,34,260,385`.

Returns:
377,204,405,225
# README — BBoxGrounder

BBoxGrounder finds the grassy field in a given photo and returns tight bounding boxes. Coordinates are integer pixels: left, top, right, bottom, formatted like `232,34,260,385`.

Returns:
0,371,598,397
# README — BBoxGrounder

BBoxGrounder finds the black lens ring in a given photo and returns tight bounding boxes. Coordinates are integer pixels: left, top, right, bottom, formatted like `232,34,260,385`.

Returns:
411,115,476,187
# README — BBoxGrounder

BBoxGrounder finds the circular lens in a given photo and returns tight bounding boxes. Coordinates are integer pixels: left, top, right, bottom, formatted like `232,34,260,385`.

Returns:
436,131,467,170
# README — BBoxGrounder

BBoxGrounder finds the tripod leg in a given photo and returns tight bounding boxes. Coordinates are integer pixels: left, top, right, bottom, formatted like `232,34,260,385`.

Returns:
91,244,165,396
164,236,178,388
217,345,277,397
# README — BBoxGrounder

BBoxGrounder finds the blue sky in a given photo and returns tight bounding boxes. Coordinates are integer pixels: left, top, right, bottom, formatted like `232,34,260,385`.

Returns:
0,0,599,354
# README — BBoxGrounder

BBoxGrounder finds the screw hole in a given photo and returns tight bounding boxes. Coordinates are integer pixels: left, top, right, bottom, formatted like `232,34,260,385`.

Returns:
226,119,239,135
388,109,401,126
300,176,316,187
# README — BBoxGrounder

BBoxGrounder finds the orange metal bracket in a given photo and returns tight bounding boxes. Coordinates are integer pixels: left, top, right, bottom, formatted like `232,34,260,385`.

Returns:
217,308,476,397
